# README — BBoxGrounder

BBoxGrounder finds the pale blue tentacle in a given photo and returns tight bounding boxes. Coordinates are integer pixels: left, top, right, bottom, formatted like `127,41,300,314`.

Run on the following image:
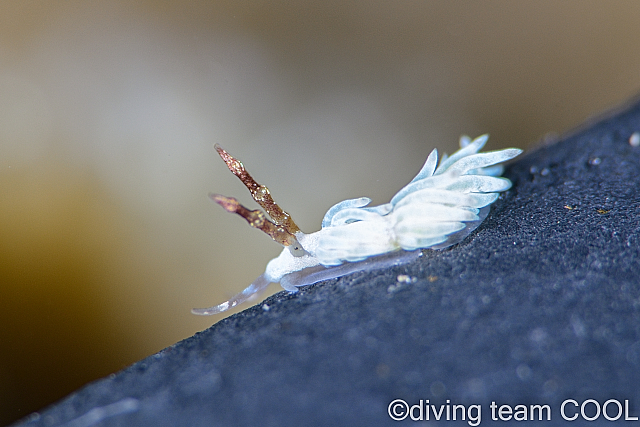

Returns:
409,148,438,183
191,274,271,315
434,134,489,174
322,197,371,228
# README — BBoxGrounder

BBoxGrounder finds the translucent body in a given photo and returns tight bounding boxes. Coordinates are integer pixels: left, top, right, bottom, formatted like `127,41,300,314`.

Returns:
192,135,522,315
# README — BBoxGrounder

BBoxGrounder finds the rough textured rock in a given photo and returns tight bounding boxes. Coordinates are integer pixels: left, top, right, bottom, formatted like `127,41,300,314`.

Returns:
12,97,640,426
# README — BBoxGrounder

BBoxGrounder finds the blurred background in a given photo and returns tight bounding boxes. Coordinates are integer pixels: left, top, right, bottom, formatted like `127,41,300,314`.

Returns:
1,1,640,424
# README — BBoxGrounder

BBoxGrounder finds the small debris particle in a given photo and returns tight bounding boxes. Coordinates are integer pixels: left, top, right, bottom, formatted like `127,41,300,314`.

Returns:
396,274,417,284
428,275,438,282
262,304,270,311
630,132,640,147
564,205,574,210
596,209,610,214
588,157,601,165
540,168,550,176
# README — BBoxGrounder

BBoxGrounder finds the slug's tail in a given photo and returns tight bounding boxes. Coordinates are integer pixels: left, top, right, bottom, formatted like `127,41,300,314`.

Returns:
191,274,271,315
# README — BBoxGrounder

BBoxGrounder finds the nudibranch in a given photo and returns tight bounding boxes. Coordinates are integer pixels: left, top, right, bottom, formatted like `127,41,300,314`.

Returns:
192,135,522,315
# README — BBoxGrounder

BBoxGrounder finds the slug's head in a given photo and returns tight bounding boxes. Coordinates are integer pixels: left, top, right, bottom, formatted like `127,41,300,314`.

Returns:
212,144,307,257
286,238,306,257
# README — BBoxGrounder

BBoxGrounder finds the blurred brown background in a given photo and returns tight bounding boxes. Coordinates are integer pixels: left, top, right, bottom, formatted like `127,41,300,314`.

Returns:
1,1,639,424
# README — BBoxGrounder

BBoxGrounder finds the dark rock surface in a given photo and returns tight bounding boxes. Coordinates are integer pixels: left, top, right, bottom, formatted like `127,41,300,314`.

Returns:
12,98,640,427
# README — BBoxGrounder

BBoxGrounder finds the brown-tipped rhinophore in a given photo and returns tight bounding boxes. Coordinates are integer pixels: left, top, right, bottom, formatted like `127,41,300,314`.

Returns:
210,193,299,247
214,144,300,234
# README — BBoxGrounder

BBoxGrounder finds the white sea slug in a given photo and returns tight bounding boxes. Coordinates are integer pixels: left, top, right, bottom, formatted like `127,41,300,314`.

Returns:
193,135,522,315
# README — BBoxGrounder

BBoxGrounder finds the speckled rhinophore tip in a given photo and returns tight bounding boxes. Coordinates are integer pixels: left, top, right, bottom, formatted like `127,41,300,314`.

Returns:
214,144,300,233
209,193,299,247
